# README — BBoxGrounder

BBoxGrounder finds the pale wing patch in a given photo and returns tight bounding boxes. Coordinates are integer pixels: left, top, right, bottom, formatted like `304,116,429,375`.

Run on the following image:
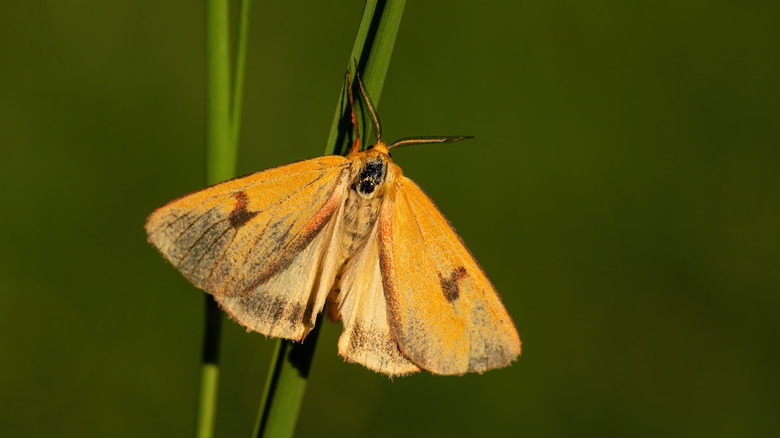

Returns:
380,177,521,375
146,156,349,298
215,213,339,340
337,224,420,376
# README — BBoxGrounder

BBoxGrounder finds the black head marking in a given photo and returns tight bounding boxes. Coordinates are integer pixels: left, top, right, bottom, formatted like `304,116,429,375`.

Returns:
228,191,258,228
353,158,386,196
439,266,468,302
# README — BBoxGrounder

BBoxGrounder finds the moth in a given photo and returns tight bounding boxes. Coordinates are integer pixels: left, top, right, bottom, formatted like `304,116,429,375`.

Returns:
145,72,521,376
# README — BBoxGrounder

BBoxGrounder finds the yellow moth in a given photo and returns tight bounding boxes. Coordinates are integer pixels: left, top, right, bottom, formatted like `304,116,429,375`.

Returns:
145,72,521,376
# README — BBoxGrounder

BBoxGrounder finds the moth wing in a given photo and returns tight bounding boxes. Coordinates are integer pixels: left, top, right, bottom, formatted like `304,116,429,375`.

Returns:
215,204,345,340
336,223,420,376
379,177,521,375
145,156,350,339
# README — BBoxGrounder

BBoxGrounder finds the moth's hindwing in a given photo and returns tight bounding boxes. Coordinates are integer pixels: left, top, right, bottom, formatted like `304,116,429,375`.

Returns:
335,220,421,376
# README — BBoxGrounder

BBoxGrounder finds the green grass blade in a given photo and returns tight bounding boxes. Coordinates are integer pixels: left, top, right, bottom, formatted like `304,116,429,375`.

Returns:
252,320,322,438
326,0,407,156
253,1,407,437
199,0,245,436
205,0,234,185
196,298,223,438
232,0,252,148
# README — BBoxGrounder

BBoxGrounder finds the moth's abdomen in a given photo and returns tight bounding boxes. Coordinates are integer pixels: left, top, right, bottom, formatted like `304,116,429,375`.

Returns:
325,174,387,322
340,187,384,261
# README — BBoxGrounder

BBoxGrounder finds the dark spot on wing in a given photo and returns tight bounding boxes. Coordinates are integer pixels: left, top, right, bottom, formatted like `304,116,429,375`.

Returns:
229,191,258,228
286,302,304,327
348,321,400,357
439,266,468,302
268,295,286,323
349,321,366,352
233,293,305,334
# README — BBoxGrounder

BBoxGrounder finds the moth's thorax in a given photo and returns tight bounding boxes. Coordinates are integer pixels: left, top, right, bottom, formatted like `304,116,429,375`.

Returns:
345,142,398,196
337,143,399,263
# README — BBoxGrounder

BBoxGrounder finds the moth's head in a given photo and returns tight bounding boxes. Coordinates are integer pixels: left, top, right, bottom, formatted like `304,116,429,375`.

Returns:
351,142,395,198
344,69,472,199
365,141,391,157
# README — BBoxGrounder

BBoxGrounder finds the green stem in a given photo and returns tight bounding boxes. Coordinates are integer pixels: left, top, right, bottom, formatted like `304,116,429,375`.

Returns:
199,0,251,436
252,319,322,438
232,0,252,147
205,0,234,185
197,298,223,438
253,1,406,437
326,0,407,156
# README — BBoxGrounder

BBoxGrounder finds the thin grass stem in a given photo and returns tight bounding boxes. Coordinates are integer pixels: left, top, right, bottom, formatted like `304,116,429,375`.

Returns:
326,0,407,156
232,0,252,147
198,0,249,436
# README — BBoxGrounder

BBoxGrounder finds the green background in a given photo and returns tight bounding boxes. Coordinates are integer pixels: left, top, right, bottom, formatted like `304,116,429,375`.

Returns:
2,1,778,436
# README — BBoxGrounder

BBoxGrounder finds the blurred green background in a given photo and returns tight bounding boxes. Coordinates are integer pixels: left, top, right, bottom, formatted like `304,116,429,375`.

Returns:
2,0,779,436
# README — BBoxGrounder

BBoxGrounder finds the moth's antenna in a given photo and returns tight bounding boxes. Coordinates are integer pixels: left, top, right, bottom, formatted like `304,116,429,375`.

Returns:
388,136,474,150
346,68,361,154
350,60,471,151
354,67,382,143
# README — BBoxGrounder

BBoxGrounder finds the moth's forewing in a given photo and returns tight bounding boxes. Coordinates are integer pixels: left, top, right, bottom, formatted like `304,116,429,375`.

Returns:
215,170,351,340
379,177,521,375
145,155,350,339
